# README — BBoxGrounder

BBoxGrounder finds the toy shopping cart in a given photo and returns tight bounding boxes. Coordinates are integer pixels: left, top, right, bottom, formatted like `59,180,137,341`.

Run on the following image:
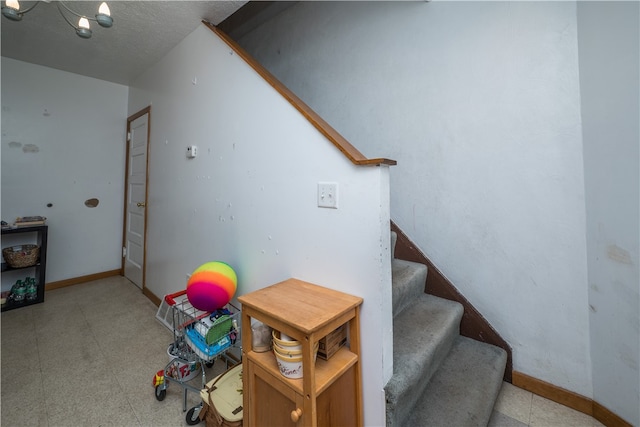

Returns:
153,290,240,424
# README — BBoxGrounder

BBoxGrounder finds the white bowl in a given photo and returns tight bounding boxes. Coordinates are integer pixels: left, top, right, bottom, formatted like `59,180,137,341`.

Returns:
280,332,295,341
273,343,302,358
273,341,319,357
272,330,302,351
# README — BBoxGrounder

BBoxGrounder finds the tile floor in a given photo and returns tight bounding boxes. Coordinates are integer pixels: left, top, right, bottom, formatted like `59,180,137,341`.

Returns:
489,382,605,427
1,276,605,427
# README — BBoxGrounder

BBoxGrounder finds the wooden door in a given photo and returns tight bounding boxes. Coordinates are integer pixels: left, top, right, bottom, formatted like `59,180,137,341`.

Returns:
122,107,150,289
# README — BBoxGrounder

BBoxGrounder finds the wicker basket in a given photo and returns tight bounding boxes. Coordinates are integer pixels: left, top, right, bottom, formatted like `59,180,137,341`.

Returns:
2,244,39,268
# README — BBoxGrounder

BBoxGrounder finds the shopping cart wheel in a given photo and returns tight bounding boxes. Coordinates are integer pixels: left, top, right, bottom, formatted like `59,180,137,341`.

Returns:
185,406,201,425
155,385,166,401
205,360,214,369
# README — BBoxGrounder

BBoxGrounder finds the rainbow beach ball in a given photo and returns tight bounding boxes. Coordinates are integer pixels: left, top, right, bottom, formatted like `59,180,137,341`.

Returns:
186,261,237,312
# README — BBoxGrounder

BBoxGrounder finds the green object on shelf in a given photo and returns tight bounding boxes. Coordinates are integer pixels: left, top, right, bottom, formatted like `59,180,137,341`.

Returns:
11,280,26,302
206,315,232,345
25,278,37,301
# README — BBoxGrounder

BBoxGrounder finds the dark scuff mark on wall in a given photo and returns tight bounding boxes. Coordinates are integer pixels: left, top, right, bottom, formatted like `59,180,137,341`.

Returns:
84,198,99,208
8,141,22,148
22,144,40,153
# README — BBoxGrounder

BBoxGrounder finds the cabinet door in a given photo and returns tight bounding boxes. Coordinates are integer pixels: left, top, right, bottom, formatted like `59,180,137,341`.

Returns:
316,364,358,426
249,361,304,427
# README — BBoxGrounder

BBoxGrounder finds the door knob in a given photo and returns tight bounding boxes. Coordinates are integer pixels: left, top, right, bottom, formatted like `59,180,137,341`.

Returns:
137,202,146,207
290,408,303,423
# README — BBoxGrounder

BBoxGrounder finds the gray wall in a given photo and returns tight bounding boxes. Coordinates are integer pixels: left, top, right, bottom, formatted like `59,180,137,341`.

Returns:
128,25,394,426
1,58,128,285
237,1,639,423
578,2,640,425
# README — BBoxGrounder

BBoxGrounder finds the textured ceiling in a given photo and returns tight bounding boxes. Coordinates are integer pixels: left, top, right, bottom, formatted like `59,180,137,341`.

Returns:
1,1,248,85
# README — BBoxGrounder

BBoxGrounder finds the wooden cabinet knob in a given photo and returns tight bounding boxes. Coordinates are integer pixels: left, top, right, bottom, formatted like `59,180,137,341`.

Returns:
290,408,303,423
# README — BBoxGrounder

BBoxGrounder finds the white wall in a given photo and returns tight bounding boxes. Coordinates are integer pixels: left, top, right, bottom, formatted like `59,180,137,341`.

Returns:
238,0,595,397
1,58,129,285
128,25,393,426
578,2,640,425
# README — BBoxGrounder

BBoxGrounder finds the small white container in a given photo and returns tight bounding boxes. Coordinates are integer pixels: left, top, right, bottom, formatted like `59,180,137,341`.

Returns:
273,341,319,379
251,320,273,353
274,351,303,379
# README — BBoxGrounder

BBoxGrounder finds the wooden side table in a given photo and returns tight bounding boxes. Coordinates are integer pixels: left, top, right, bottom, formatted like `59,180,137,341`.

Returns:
238,278,363,427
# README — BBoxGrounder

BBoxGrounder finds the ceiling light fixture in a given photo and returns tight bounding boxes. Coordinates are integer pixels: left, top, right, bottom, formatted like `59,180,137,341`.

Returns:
1,1,113,39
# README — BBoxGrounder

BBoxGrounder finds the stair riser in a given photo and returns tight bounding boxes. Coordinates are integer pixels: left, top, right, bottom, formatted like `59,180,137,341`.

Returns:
386,296,463,427
387,230,507,427
403,337,507,427
388,322,459,426
392,260,427,317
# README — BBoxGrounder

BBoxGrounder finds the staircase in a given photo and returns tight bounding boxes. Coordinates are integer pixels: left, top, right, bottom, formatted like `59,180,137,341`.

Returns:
386,232,507,427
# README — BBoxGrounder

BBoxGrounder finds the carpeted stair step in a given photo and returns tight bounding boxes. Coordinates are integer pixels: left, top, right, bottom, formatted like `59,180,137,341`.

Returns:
391,231,398,260
402,336,507,427
392,259,428,318
390,231,429,318
385,294,464,427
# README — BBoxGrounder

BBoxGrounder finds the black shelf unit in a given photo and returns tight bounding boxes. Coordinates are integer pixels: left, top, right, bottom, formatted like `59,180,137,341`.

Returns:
1,225,48,312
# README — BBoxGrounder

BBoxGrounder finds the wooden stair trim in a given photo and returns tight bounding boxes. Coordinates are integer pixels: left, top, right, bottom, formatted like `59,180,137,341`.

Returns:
203,22,396,167
513,371,633,427
390,221,513,382
143,286,162,307
593,401,633,427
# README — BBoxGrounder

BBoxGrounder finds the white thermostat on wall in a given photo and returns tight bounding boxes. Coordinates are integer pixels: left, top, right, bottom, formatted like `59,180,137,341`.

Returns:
186,145,198,158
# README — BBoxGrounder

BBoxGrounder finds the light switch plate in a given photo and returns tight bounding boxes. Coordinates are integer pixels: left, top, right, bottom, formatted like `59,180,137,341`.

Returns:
318,182,338,209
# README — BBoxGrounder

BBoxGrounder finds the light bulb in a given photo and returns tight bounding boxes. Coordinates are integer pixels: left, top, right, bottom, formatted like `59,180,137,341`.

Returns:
78,17,90,29
98,2,110,16
6,0,20,10
95,1,112,27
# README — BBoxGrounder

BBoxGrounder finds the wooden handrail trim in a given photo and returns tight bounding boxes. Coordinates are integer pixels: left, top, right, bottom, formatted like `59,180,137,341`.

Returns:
360,158,397,166
203,21,396,167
